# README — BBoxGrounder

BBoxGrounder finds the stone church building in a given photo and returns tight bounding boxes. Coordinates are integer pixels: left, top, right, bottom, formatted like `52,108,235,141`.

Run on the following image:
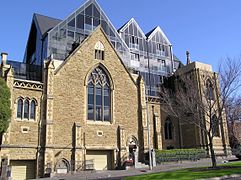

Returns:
0,0,230,179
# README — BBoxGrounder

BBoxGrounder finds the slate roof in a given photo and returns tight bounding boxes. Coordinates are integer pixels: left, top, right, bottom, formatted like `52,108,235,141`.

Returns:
34,13,62,35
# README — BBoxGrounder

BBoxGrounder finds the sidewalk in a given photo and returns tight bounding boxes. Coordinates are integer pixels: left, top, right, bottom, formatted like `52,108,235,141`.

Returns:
37,157,239,180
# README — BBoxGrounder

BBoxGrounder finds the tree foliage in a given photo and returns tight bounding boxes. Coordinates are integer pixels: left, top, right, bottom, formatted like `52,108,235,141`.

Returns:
0,77,11,133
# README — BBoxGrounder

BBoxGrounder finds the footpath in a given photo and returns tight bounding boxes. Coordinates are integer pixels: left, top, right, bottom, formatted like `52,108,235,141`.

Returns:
37,157,241,180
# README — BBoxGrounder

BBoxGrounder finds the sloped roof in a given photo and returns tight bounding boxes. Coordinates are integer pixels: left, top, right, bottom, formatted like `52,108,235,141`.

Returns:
118,18,146,38
145,26,157,37
34,13,61,35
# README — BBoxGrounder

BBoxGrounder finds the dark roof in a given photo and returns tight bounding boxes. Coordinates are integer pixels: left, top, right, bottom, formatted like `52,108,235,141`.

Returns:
34,13,62,35
145,26,157,37
117,19,130,32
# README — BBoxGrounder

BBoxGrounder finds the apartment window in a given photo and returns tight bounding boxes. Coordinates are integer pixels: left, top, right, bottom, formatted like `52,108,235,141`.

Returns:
130,36,138,44
157,43,165,51
131,53,140,61
130,36,139,49
165,118,173,140
161,60,166,67
87,67,111,122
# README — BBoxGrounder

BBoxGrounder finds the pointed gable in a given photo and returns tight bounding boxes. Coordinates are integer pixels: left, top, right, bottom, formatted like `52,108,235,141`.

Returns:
118,18,146,51
48,0,128,61
34,13,61,36
146,26,171,45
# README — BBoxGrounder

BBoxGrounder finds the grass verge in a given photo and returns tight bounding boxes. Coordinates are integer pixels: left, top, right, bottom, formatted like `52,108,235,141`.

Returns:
125,161,241,180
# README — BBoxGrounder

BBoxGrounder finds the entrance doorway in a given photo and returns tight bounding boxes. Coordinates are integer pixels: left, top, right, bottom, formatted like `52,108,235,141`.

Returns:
127,136,138,165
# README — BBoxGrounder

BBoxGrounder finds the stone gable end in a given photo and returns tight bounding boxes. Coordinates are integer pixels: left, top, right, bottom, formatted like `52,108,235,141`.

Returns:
52,27,139,146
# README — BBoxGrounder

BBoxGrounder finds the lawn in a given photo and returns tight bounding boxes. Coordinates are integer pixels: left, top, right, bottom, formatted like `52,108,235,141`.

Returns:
125,161,241,180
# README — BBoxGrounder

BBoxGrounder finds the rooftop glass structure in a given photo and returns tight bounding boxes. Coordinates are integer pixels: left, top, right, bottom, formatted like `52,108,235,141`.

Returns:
20,0,181,96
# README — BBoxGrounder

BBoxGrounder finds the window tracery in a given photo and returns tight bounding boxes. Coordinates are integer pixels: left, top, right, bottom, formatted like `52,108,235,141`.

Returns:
87,67,111,122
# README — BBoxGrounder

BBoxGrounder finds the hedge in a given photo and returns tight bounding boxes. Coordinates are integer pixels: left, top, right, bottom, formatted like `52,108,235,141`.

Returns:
155,148,207,163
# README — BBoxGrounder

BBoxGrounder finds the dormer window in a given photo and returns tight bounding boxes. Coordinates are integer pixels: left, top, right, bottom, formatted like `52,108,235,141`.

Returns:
94,41,104,60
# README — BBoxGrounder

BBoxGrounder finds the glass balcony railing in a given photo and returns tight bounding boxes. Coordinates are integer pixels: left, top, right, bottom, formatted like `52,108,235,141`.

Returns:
7,61,42,81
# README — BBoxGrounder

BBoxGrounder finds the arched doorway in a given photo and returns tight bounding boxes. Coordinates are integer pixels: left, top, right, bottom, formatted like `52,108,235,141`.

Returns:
55,159,70,174
127,136,138,165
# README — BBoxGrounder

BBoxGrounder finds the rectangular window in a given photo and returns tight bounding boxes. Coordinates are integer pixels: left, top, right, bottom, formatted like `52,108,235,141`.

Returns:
131,36,135,44
131,53,140,61
130,36,139,49
95,50,104,60
161,60,166,67
157,44,166,56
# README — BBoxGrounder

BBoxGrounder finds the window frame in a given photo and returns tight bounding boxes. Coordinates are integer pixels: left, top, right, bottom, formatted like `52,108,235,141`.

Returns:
206,79,215,100
87,66,112,123
16,97,37,121
211,115,220,137
164,118,174,140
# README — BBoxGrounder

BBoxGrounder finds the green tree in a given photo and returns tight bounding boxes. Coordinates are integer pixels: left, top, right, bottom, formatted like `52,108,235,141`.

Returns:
0,77,11,133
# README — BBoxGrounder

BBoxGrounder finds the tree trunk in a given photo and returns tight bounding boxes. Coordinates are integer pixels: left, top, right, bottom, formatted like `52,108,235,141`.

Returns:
208,133,217,168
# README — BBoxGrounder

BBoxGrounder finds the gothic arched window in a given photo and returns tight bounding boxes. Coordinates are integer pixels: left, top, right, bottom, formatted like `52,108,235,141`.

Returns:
17,99,23,118
206,79,214,100
211,115,220,137
87,66,111,122
165,118,173,140
24,99,30,119
30,100,36,119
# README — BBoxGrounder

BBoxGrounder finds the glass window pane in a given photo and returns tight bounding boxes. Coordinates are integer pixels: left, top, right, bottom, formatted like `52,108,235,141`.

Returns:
85,16,92,31
168,123,172,139
76,14,84,29
96,95,102,105
93,18,100,27
88,105,94,120
104,96,110,106
104,106,110,121
93,4,100,18
88,94,94,105
104,88,109,96
68,31,75,41
96,88,101,95
164,124,168,139
96,106,102,121
24,100,29,119
85,4,93,17
101,20,109,35
88,86,94,94
17,99,23,118
30,101,36,119
68,18,75,27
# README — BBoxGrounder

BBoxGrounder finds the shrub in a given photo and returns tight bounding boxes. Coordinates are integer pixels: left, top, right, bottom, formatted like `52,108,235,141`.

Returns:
155,148,207,163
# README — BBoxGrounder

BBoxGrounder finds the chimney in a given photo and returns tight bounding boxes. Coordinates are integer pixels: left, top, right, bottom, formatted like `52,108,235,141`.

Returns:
1,52,8,65
186,51,191,65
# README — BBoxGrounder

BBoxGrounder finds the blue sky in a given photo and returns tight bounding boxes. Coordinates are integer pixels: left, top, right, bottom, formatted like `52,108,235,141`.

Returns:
1,0,241,71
